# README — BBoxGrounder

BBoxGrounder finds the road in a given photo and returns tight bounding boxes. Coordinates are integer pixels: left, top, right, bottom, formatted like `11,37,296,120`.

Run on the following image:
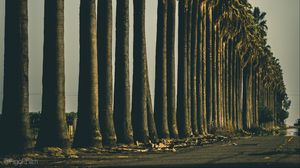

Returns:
42,135,300,168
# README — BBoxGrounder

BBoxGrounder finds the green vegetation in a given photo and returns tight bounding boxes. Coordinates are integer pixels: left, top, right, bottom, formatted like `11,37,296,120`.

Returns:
259,106,274,124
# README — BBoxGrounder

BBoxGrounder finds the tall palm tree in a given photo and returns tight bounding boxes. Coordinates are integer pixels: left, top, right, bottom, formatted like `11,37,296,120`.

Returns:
154,0,170,139
132,0,150,143
177,0,190,138
73,0,102,148
98,0,117,147
186,0,193,133
190,0,200,136
36,0,69,149
0,0,33,154
113,0,134,145
167,0,178,139
196,0,203,134
206,1,213,131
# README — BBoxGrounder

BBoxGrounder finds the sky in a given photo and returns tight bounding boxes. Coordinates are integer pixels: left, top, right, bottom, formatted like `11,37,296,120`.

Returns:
0,0,299,125
248,0,300,125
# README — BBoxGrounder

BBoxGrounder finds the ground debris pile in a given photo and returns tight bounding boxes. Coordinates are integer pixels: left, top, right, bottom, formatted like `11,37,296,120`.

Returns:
0,134,230,166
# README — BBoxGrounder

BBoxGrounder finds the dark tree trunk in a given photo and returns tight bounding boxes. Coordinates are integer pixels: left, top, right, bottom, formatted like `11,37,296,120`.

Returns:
206,3,213,131
225,42,229,129
221,42,227,128
154,0,170,139
201,1,207,134
132,0,150,143
146,76,158,143
73,0,102,148
211,7,217,129
36,0,69,148
217,22,223,128
228,39,233,129
98,0,117,147
166,0,178,139
177,0,190,138
196,1,203,134
190,0,199,136
185,0,192,134
0,0,33,154
242,64,250,130
237,56,243,130
232,41,237,130
114,0,133,145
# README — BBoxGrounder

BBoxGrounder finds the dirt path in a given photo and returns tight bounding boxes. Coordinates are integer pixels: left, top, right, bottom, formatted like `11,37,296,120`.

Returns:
1,136,299,168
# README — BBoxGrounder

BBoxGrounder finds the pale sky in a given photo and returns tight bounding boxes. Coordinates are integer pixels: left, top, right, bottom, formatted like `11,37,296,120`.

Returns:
0,0,299,125
249,0,300,125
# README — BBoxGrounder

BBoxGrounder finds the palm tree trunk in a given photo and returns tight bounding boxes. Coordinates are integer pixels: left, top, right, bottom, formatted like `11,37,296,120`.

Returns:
237,56,243,130
242,63,251,130
132,0,149,143
0,0,33,154
221,41,226,128
196,1,203,134
201,1,207,134
146,76,158,142
225,42,230,129
177,0,190,138
186,0,193,134
228,40,233,130
190,0,200,136
73,0,102,148
217,22,223,128
154,0,170,139
248,62,253,128
212,8,217,129
206,3,213,132
36,0,69,148
114,0,133,145
167,0,178,139
98,0,117,147
232,42,237,130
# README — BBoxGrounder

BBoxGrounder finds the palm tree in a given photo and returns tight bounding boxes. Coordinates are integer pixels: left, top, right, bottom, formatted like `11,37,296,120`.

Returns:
154,0,170,139
0,0,33,154
206,1,213,131
190,0,200,136
98,0,117,147
177,0,191,138
201,1,208,134
146,75,159,142
36,0,69,149
196,0,203,134
186,0,193,133
73,0,102,148
132,0,150,143
167,0,178,139
113,0,134,145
